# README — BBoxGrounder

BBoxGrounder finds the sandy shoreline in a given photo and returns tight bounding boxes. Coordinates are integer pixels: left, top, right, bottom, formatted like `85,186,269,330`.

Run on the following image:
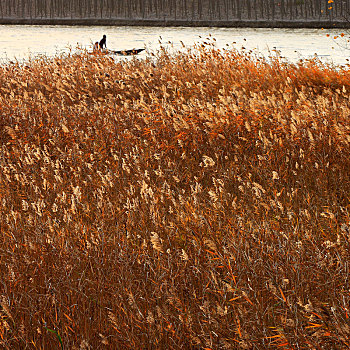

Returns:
1,18,350,29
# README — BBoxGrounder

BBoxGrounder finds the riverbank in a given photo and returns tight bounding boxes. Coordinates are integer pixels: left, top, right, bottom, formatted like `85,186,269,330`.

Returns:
0,48,349,349
1,17,350,28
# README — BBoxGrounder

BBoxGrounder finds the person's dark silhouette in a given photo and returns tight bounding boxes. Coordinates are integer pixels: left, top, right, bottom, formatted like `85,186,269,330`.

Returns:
99,35,107,50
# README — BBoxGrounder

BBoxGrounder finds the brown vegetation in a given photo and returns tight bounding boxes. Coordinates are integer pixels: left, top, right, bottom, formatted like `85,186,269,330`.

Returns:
0,44,349,349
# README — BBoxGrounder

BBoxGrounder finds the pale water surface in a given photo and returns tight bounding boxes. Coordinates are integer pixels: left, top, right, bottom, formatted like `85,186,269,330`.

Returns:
0,25,349,65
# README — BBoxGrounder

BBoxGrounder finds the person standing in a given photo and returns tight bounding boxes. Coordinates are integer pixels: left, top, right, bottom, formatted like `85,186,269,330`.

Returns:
99,35,107,50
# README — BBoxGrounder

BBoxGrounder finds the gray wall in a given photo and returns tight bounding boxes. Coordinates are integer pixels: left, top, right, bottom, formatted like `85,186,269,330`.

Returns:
0,0,348,22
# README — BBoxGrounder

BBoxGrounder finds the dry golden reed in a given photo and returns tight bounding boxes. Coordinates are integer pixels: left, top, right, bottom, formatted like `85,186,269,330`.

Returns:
0,44,349,349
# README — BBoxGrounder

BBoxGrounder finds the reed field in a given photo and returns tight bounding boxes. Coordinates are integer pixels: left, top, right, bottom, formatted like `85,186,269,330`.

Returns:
0,43,349,349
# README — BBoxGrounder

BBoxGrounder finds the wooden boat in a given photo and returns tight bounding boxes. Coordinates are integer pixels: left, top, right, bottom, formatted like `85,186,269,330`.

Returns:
112,48,145,56
90,48,145,56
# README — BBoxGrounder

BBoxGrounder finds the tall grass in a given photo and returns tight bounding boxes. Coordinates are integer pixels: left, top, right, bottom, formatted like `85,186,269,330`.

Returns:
0,44,349,349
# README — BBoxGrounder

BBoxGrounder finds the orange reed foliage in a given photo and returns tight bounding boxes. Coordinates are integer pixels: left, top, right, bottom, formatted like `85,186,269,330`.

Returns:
0,45,349,349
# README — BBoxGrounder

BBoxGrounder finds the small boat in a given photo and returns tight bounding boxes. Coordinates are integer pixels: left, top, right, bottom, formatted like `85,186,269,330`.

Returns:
112,48,145,56
89,48,145,56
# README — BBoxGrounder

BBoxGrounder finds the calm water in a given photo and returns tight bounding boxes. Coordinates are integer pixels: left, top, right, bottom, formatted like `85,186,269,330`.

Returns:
0,25,348,65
